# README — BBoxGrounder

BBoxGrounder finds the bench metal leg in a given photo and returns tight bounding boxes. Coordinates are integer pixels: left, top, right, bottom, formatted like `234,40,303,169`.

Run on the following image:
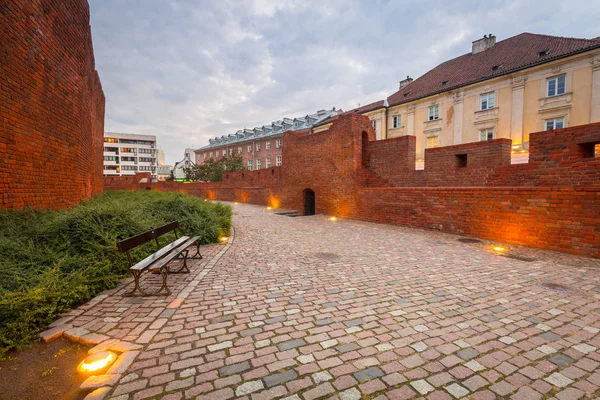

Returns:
171,249,191,273
188,239,203,260
126,268,171,297
156,266,171,295
125,270,147,296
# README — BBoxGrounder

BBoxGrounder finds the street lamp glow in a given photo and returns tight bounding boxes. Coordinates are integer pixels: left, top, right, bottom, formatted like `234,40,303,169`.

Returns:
329,217,337,221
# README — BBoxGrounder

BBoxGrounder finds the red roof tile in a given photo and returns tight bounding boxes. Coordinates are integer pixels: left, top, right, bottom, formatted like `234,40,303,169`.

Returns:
387,33,600,107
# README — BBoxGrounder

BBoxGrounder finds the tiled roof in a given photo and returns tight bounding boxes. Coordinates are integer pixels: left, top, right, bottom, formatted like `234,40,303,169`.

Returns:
387,33,600,107
314,99,386,128
199,109,338,150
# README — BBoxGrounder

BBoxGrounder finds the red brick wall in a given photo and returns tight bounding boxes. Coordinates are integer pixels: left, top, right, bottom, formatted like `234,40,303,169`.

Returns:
105,116,600,258
0,0,105,210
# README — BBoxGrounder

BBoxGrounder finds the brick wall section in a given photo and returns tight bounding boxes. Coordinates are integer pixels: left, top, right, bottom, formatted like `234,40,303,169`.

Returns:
0,0,105,209
105,116,600,258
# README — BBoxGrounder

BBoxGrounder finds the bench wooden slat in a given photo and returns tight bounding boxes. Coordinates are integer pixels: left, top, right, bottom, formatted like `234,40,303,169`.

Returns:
148,236,200,272
130,236,190,271
117,230,155,253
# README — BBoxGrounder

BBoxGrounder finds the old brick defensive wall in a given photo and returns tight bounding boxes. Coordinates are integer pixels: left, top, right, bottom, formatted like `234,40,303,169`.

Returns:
105,114,600,258
0,0,105,209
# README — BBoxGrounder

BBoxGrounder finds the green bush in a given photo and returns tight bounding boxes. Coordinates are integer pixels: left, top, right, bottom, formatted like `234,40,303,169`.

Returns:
0,190,231,357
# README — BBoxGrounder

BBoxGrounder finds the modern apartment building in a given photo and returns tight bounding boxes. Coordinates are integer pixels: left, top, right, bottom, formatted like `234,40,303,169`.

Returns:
103,132,157,180
315,33,600,164
194,109,339,170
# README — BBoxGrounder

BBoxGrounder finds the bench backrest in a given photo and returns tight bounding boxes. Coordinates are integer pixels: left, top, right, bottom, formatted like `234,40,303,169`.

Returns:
117,221,180,253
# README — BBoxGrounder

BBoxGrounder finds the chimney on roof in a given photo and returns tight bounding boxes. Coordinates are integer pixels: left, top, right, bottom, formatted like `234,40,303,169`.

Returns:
472,34,496,54
399,76,413,90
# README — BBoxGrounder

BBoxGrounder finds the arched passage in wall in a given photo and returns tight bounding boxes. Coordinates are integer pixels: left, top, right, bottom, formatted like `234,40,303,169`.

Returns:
303,188,315,216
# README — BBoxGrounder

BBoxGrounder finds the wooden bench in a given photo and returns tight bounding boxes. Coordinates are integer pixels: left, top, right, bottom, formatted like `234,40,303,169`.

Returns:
116,221,202,296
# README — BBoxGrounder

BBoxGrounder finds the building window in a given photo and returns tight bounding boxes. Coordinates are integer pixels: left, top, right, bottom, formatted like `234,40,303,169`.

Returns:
247,159,253,170
276,155,282,166
228,148,233,156
545,118,564,130
426,136,439,148
256,143,261,151
256,159,262,169
209,152,213,158
103,156,117,161
428,105,440,121
371,120,376,131
222,149,226,156
266,157,272,168
238,147,242,154
266,141,271,150
276,139,282,148
104,138,118,143
547,75,566,97
480,128,494,141
203,153,207,160
248,145,252,153
480,92,495,110
392,115,401,129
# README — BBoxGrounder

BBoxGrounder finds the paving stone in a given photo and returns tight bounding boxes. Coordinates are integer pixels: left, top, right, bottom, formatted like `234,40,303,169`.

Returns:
264,370,298,387
277,339,306,351
444,383,469,398
344,318,365,327
312,371,333,384
545,373,574,388
411,379,435,395
539,332,561,341
219,361,251,377
336,343,360,353
235,380,264,396
456,348,479,360
549,354,575,367
339,387,361,400
353,367,384,383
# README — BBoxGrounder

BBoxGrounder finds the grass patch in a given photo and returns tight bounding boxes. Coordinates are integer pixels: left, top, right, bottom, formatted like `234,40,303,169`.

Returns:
0,190,231,357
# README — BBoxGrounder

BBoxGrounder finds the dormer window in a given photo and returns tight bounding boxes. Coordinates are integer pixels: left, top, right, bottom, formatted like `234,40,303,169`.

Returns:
539,49,549,57
492,64,503,71
442,80,449,86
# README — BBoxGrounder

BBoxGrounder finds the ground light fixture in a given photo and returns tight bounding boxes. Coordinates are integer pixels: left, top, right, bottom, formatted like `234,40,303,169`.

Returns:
219,236,229,242
266,206,272,210
329,216,337,221
489,245,507,253
77,351,117,373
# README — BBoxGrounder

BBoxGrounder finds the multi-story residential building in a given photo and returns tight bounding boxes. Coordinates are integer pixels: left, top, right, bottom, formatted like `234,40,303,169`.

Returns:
157,149,166,166
195,109,339,170
103,132,157,180
315,33,600,165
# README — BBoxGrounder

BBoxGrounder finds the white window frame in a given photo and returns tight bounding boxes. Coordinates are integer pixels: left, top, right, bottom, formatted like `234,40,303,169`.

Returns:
276,155,282,166
209,152,213,158
426,136,439,149
480,128,495,141
247,159,253,170
256,159,262,169
480,92,495,110
545,117,564,130
228,148,233,156
256,142,261,152
266,141,271,150
276,139,282,149
238,147,242,154
547,75,566,97
371,120,376,130
428,105,440,121
248,145,252,153
392,115,401,129
266,157,271,168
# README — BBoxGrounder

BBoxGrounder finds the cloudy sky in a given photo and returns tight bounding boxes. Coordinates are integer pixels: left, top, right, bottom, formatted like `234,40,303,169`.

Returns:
89,0,600,164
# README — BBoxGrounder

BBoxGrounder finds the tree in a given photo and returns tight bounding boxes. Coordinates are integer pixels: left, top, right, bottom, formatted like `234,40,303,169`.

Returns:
183,154,245,182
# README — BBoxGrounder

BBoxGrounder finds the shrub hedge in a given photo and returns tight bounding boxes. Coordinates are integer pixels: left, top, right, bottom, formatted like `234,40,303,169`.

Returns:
0,190,231,357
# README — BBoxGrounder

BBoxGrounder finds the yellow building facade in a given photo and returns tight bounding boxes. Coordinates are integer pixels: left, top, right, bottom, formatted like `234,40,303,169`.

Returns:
314,33,600,163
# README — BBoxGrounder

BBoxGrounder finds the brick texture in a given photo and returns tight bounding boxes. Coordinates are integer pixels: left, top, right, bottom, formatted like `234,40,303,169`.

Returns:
0,0,105,210
104,115,600,258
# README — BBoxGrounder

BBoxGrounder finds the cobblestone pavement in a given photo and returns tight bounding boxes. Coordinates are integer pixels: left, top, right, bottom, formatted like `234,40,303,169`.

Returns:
56,203,600,400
